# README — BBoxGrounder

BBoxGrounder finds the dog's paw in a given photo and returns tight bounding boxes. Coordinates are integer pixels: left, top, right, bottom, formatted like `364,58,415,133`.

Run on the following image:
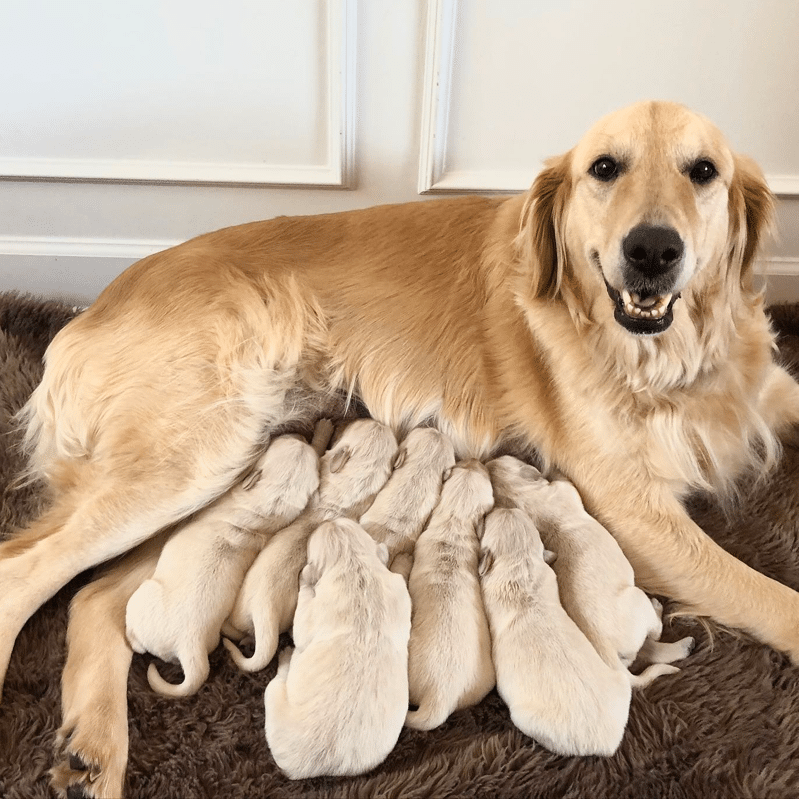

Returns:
51,725,126,800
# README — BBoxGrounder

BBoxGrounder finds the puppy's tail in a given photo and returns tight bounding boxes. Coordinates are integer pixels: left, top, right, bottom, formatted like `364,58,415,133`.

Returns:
404,701,451,732
147,652,209,698
222,628,278,673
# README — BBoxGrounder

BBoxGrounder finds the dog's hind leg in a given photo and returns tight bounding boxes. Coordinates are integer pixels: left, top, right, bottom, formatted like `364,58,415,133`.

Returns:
51,533,165,800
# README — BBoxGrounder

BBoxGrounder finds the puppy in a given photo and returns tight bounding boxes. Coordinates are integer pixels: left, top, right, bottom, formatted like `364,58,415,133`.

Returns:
264,518,411,779
359,426,455,580
405,459,495,730
479,507,683,756
487,456,694,669
125,433,321,696
223,418,398,671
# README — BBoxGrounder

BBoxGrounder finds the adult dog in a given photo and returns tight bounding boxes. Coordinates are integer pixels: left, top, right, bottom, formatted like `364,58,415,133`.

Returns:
1,100,797,710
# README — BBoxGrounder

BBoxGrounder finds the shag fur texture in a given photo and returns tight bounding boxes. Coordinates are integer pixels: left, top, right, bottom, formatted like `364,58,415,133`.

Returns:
0,291,796,798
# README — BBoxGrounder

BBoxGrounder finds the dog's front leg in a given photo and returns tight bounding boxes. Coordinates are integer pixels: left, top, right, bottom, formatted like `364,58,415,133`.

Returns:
584,481,799,663
51,534,165,799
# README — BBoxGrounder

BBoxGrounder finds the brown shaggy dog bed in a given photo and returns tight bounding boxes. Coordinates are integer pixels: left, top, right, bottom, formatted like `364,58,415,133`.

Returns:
1,291,797,799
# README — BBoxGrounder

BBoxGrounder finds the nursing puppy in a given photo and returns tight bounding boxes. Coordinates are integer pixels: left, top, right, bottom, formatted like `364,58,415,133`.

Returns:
264,518,411,779
125,433,321,696
487,456,694,669
359,427,455,580
480,507,682,757
223,418,398,671
405,460,495,731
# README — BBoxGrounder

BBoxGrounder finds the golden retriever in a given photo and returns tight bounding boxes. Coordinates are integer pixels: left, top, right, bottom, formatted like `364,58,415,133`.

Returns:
264,517,411,779
405,460,495,730
1,102,797,790
479,507,683,757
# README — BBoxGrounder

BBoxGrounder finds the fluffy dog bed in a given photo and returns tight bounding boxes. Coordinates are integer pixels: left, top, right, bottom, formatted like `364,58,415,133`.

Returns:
0,291,797,799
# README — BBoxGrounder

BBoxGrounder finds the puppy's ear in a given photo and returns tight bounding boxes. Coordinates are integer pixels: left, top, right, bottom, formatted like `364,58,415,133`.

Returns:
727,153,775,292
392,447,407,470
328,445,351,474
543,549,557,565
375,542,390,566
478,548,494,577
299,562,320,589
241,468,262,491
516,150,572,300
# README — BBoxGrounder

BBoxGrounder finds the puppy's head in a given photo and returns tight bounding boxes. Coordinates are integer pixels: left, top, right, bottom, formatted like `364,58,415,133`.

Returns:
518,100,773,337
323,419,398,476
486,456,545,505
478,507,548,577
306,518,380,579
440,459,494,517
394,427,456,473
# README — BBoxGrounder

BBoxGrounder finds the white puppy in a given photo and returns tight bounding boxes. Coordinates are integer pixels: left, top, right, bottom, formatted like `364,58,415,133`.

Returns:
479,507,682,756
223,418,398,671
405,459,495,731
124,433,322,696
264,518,411,779
359,427,455,580
487,456,694,669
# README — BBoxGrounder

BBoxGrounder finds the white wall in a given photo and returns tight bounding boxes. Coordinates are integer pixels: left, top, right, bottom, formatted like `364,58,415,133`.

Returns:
0,0,796,305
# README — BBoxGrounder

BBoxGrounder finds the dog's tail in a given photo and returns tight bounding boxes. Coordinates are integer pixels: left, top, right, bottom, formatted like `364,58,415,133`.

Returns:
404,700,452,732
222,627,278,673
147,651,209,698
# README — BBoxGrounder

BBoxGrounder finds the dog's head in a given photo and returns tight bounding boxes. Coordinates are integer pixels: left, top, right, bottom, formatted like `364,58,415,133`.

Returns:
518,100,773,337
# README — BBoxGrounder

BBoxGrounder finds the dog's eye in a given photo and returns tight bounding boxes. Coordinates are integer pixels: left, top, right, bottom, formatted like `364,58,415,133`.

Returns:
689,160,717,184
590,157,618,182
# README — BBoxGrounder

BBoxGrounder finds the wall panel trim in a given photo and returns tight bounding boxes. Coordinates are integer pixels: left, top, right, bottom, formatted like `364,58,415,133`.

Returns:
0,0,356,189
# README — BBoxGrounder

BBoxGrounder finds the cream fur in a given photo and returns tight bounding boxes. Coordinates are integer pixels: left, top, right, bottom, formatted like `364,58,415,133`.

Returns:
479,507,681,756
359,426,455,581
264,518,411,779
222,419,398,671
1,100,797,709
487,456,695,669
405,460,496,731
124,434,320,696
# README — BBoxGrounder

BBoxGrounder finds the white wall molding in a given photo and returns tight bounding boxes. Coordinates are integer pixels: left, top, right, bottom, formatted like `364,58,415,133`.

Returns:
0,235,177,261
0,0,356,189
417,0,457,195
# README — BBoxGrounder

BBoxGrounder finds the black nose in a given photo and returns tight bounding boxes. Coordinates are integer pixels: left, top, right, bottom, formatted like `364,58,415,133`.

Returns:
622,224,684,275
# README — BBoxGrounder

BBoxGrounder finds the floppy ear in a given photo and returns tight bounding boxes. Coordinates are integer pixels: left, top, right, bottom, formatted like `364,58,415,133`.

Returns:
727,153,774,291
240,467,262,491
328,445,351,474
375,542,390,566
516,150,573,300
299,562,320,589
478,548,494,577
392,447,407,470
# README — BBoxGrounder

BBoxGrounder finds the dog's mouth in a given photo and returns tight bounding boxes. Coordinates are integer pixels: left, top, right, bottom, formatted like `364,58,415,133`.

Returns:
604,280,680,335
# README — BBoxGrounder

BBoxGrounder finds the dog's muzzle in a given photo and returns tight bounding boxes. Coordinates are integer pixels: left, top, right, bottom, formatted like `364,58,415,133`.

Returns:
605,224,685,335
